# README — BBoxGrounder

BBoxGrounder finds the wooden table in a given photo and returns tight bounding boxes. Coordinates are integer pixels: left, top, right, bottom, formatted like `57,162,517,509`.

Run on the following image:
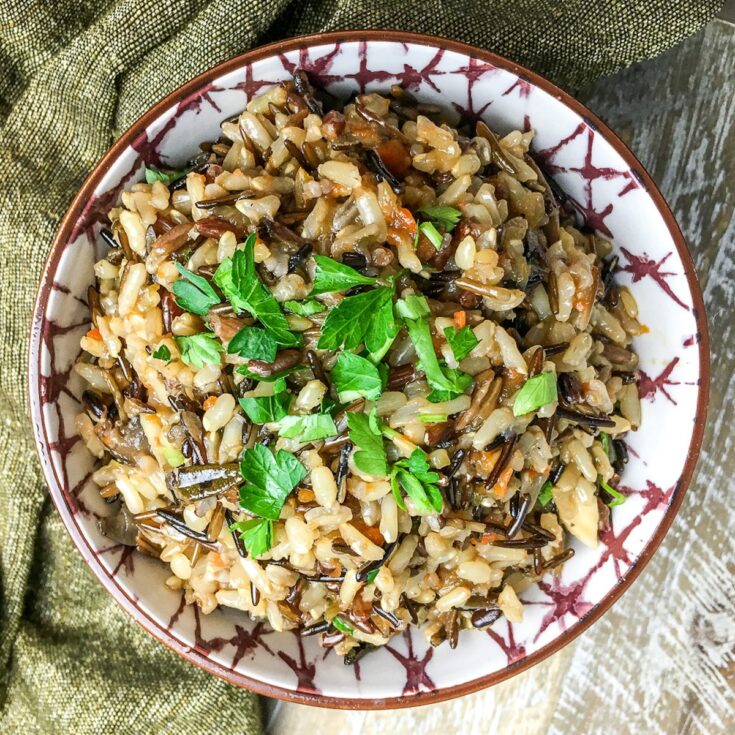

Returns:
265,13,735,734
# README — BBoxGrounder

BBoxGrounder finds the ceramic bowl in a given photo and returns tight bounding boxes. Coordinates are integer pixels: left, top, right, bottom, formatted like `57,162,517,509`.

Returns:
29,30,709,708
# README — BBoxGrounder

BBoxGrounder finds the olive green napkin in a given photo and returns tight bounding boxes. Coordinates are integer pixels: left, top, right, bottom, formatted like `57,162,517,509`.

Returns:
0,1,721,732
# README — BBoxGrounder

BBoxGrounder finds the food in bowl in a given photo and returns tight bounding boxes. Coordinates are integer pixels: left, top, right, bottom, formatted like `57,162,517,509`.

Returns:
74,71,642,662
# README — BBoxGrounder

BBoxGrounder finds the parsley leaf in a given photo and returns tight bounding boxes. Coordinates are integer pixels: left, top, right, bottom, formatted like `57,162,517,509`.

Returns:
318,286,398,361
152,344,171,363
331,616,354,635
161,445,186,468
443,325,479,362
418,204,462,232
404,316,472,401
239,444,306,519
229,517,273,557
213,234,300,347
418,221,444,250
174,333,223,369
392,449,443,514
239,388,291,424
228,326,278,362
599,476,626,507
331,353,383,401
284,298,325,316
278,413,338,442
172,263,220,316
365,568,379,584
310,255,377,295
395,293,430,320
145,165,187,186
513,372,558,416
347,411,388,477
538,480,554,507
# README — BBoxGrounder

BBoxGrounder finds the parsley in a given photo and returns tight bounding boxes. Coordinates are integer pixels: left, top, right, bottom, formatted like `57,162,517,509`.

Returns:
395,293,430,320
228,326,278,362
172,263,220,316
419,413,448,424
239,385,291,424
310,255,377,295
538,480,554,508
331,353,383,401
331,616,354,635
443,325,479,362
152,344,171,363
403,316,472,401
229,517,273,557
213,234,300,347
174,333,223,369
513,372,558,417
161,445,186,468
418,221,444,250
317,286,398,361
600,432,611,457
418,204,462,232
278,413,338,442
365,569,379,584
347,411,388,477
145,165,186,185
239,444,306,519
391,450,443,514
283,298,325,316
599,476,626,507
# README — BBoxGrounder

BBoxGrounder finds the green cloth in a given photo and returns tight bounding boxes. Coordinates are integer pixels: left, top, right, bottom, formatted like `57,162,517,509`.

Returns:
0,1,721,732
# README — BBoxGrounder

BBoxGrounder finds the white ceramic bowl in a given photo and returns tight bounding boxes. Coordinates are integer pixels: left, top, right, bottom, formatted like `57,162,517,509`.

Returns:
30,31,709,708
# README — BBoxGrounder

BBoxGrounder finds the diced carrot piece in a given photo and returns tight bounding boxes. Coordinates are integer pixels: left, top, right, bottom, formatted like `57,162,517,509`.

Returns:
453,310,467,329
203,395,218,411
491,465,514,498
376,139,411,178
86,327,102,341
297,488,315,503
353,520,385,547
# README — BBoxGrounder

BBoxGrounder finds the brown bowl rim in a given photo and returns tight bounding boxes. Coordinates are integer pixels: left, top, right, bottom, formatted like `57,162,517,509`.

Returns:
28,28,710,709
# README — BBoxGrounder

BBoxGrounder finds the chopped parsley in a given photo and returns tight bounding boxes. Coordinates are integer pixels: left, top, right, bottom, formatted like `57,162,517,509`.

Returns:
229,517,273,558
317,286,398,361
330,616,354,635
347,411,388,477
310,255,377,295
172,263,220,316
283,298,325,316
513,372,558,417
395,293,430,320
599,476,626,507
174,333,223,369
419,413,448,424
161,445,186,468
418,221,443,251
278,413,338,442
443,325,479,362
145,165,187,185
227,326,278,362
331,352,383,401
152,344,171,363
238,380,291,424
238,444,306,520
418,204,462,232
390,449,443,514
365,568,380,584
538,480,554,508
213,234,300,348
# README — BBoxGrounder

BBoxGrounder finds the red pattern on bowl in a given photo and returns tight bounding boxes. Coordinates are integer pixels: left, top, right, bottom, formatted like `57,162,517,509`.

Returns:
29,31,709,708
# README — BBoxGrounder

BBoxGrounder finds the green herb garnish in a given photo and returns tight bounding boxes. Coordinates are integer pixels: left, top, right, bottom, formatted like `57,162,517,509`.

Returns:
278,413,338,442
213,234,300,347
347,411,389,477
513,372,558,417
331,352,383,401
283,298,325,316
395,293,430,320
600,432,611,457
538,480,554,508
391,449,443,514
238,444,306,519
174,333,223,369
443,325,479,362
419,413,448,424
162,445,186,468
238,383,291,424
228,326,278,362
172,263,220,316
318,286,398,362
310,255,377,295
152,344,171,363
599,476,626,507
331,616,354,635
229,517,273,557
403,315,472,401
365,568,380,585
418,221,444,251
418,204,462,232
145,165,187,186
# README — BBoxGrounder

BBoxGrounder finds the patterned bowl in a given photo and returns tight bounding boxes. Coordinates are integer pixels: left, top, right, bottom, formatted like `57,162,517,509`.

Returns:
29,30,709,708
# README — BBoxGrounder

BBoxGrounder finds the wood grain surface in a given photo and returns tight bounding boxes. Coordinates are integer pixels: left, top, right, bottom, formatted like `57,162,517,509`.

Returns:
266,18,735,734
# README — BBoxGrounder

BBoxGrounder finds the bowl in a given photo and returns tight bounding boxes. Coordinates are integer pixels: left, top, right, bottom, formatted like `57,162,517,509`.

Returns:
29,30,709,708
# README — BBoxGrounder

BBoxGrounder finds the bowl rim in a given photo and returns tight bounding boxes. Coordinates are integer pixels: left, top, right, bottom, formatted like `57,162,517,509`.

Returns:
28,28,710,709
